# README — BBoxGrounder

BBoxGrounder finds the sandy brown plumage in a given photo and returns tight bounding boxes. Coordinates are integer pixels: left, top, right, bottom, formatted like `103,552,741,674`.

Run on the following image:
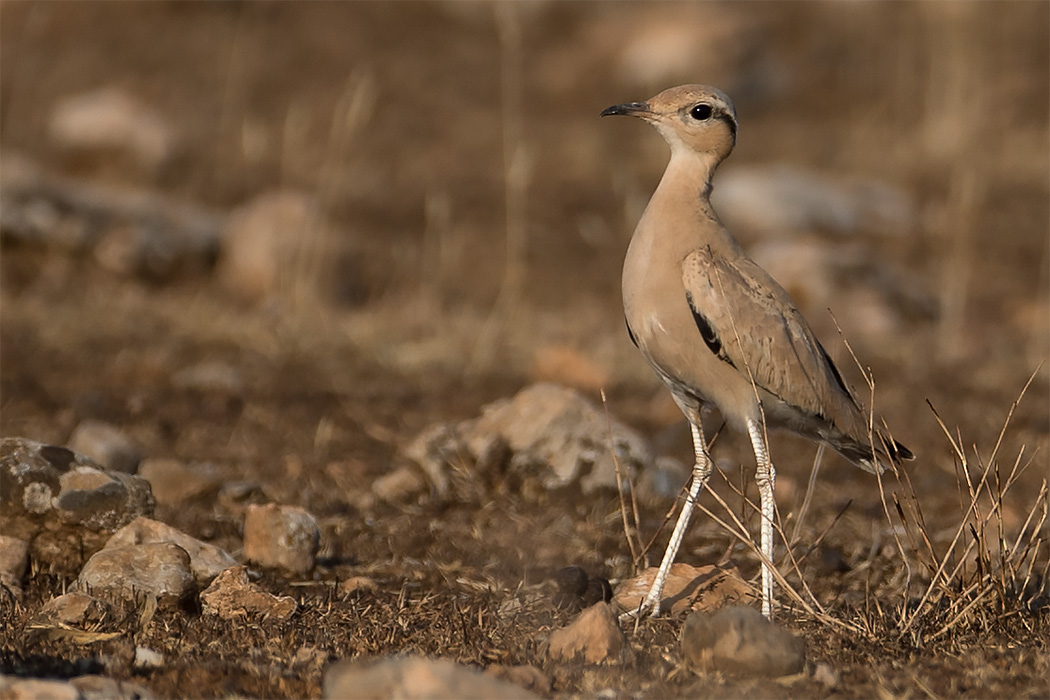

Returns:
604,84,912,619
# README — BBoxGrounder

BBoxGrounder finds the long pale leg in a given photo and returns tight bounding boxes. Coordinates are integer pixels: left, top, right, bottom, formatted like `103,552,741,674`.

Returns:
628,420,711,619
747,417,775,619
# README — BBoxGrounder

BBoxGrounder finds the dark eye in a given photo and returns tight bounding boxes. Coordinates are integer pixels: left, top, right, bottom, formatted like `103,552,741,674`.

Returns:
690,103,713,120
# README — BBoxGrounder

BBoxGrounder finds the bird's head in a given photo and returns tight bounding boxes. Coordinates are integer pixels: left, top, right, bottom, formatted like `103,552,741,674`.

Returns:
601,84,737,163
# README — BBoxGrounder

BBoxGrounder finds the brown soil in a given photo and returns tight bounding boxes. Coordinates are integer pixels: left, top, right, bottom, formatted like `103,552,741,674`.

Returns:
1,2,1048,698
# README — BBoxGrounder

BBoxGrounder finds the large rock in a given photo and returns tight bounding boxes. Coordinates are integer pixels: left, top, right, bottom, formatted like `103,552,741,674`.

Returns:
323,656,539,700
77,542,194,605
0,437,155,573
405,383,653,499
104,517,235,585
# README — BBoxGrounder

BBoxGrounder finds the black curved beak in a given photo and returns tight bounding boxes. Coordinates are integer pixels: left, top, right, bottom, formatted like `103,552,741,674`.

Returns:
600,101,650,118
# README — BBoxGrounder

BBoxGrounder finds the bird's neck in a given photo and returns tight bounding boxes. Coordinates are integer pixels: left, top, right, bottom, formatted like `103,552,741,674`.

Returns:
644,149,742,256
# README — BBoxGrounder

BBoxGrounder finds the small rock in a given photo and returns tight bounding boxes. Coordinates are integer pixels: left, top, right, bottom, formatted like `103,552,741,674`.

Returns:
200,565,297,620
104,517,235,585
67,420,142,474
323,656,539,700
0,535,29,598
545,601,633,665
531,344,610,392
339,576,378,596
243,503,320,575
217,480,262,514
137,458,221,506
35,592,109,627
483,665,551,696
292,645,328,669
371,466,428,504
0,676,80,700
636,455,690,502
680,605,805,677
78,542,194,605
614,562,751,616
133,646,165,670
813,661,839,689
69,675,155,700
171,361,245,395
49,86,176,172
218,190,329,303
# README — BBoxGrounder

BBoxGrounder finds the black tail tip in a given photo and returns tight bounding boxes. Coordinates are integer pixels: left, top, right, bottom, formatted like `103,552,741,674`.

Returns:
889,439,914,463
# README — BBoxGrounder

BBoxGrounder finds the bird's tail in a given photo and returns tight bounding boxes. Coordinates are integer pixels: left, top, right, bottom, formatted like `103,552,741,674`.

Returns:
832,429,914,475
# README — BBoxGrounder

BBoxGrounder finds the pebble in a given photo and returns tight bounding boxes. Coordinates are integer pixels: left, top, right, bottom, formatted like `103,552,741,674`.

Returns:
613,562,751,616
323,656,539,700
200,565,297,620
171,361,245,395
0,535,29,599
137,458,221,507
679,605,805,677
48,85,176,172
67,420,142,474
483,665,551,696
243,503,320,575
545,601,633,665
77,542,194,605
0,674,154,700
0,676,80,700
104,517,235,586
813,661,839,689
35,593,109,627
531,344,610,392
371,466,428,504
635,455,690,502
70,675,156,700
133,646,165,670
217,190,327,303
339,576,378,596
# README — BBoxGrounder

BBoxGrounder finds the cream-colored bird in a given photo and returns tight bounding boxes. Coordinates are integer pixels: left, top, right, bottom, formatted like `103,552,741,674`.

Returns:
602,85,912,619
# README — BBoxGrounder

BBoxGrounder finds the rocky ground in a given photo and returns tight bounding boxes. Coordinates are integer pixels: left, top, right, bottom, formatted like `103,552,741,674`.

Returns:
1,2,1048,699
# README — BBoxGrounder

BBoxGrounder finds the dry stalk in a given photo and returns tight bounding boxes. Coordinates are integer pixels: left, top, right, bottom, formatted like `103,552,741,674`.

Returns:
600,389,643,570
468,2,532,372
892,367,1047,643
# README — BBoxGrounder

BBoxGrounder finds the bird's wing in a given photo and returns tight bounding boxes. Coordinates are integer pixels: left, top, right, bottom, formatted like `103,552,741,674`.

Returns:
681,246,861,423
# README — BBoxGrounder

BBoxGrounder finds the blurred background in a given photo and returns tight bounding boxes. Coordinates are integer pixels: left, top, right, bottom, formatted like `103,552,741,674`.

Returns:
1,1,1047,491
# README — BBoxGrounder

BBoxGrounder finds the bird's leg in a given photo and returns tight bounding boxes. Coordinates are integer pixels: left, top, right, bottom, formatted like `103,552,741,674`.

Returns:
747,417,775,619
627,420,710,620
